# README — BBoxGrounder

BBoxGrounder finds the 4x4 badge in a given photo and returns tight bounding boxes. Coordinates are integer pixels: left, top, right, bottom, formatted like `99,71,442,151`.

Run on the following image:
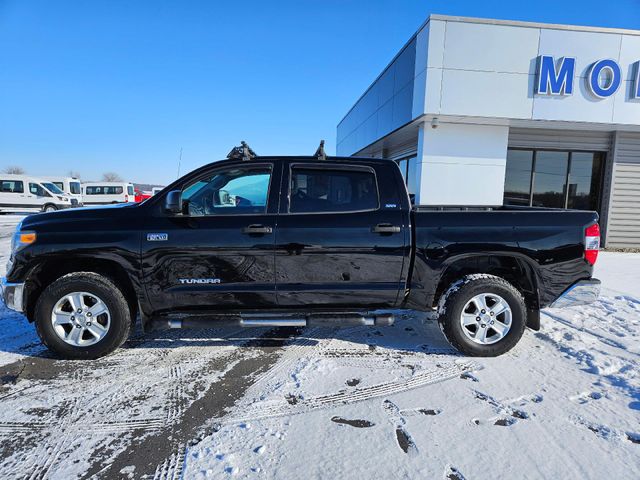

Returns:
147,233,168,241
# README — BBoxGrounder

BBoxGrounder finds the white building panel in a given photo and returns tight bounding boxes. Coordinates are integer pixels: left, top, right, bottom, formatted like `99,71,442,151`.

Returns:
614,82,640,125
415,123,509,205
532,78,618,122
426,20,446,69
537,29,622,78
439,69,533,118
442,22,539,74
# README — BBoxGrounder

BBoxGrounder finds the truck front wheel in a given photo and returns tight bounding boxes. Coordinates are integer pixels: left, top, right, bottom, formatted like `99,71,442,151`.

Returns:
437,275,527,357
34,272,132,359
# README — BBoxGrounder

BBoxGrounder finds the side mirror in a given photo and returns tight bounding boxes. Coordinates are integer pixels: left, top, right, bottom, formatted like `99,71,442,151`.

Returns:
164,190,182,214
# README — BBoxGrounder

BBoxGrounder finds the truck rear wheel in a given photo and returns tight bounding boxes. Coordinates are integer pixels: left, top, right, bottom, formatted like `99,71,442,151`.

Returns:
437,275,527,357
34,272,132,359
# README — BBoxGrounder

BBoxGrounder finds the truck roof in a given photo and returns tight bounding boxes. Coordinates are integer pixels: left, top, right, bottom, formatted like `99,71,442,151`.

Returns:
202,155,395,169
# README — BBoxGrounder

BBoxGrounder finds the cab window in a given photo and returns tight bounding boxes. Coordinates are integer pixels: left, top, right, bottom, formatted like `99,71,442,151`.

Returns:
29,183,51,197
182,166,271,216
42,182,64,195
289,167,378,213
70,182,81,194
127,185,134,195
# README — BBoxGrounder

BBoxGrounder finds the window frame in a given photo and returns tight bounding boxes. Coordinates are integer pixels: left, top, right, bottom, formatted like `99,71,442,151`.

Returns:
0,180,24,194
29,182,50,197
286,163,380,215
504,147,606,211
180,163,274,217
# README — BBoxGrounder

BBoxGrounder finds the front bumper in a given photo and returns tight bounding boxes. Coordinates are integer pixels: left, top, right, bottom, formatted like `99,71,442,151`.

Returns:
549,279,601,308
1,278,24,313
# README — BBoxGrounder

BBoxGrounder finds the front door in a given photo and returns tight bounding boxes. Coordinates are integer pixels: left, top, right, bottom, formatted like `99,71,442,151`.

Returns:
275,162,408,309
142,162,281,312
28,182,50,210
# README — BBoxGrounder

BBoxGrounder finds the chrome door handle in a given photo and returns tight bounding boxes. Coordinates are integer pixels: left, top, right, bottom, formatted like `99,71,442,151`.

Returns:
242,224,273,234
372,224,401,234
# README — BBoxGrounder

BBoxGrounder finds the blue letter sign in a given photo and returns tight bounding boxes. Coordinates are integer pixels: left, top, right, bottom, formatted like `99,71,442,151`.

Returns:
587,59,622,98
536,55,575,95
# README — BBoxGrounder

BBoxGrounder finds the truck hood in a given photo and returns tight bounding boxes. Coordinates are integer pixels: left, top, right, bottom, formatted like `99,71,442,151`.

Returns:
20,203,141,230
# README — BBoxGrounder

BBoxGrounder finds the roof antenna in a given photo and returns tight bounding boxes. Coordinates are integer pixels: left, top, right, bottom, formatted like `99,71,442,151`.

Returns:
227,141,257,161
314,140,327,160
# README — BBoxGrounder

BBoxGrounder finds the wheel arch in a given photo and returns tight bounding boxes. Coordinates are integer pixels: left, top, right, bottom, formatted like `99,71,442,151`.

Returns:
433,254,540,316
25,256,139,323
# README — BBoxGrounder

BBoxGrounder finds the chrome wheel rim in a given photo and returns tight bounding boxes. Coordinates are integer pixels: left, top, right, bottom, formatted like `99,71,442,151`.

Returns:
460,293,512,345
51,292,111,347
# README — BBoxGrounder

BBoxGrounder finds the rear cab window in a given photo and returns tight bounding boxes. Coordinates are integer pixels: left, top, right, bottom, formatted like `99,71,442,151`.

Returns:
289,165,379,213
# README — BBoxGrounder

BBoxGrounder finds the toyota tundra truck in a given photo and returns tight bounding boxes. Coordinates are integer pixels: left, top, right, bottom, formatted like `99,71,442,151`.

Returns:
1,144,601,359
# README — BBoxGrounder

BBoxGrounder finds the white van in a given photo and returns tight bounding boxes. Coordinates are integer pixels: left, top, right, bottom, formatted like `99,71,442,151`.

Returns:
43,177,83,206
82,182,135,205
0,174,75,213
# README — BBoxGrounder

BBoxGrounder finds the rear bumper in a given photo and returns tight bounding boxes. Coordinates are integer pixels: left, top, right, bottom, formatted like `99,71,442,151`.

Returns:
549,279,601,308
1,278,24,313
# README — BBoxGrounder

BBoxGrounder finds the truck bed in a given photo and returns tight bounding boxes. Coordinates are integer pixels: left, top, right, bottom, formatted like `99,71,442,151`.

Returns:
407,206,599,310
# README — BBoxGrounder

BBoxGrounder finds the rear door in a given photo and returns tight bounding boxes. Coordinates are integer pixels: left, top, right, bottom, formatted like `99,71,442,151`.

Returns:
142,161,281,312
275,161,408,308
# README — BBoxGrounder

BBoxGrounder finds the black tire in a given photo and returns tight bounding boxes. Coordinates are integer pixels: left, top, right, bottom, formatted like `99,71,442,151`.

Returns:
34,272,132,359
437,274,527,357
43,204,57,212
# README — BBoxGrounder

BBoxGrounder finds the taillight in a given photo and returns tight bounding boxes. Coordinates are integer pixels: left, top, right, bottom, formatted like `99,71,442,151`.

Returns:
584,223,600,266
125,194,129,202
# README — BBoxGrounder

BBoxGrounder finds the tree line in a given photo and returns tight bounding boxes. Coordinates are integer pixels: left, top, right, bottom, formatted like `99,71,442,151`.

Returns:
2,166,123,182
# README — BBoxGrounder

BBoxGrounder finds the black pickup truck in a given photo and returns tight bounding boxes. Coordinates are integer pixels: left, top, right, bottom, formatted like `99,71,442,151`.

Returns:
2,145,601,359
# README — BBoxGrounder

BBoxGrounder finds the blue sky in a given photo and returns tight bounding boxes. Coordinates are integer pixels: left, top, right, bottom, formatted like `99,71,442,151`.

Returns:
1,0,638,185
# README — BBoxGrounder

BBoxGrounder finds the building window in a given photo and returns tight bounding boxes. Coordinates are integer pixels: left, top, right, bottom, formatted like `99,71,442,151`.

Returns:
503,149,604,211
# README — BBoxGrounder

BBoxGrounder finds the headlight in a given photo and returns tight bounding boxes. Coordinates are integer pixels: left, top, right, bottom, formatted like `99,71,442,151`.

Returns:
58,196,69,201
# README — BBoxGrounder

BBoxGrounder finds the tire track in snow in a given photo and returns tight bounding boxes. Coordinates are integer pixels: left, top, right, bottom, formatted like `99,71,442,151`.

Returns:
225,360,478,423
0,327,254,479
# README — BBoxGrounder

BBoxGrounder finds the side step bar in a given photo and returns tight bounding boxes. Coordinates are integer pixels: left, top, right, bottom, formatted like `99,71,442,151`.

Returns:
159,313,394,330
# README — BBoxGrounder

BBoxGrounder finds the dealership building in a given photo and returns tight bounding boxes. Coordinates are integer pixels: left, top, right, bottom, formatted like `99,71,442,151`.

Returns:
337,15,640,248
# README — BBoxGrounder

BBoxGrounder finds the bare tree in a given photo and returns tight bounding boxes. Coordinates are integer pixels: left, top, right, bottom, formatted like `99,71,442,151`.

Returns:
102,172,123,182
67,170,81,179
3,166,25,174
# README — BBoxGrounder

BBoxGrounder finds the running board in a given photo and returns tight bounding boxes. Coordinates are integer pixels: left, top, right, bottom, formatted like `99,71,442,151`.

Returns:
155,312,394,330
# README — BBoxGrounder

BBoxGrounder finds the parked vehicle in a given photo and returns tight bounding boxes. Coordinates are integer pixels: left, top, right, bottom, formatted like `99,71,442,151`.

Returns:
81,182,135,205
151,187,164,196
1,145,601,359
0,174,76,213
134,189,152,203
43,177,83,206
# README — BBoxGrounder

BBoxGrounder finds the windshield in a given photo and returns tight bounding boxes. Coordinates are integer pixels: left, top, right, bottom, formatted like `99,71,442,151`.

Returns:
70,182,81,194
41,182,64,195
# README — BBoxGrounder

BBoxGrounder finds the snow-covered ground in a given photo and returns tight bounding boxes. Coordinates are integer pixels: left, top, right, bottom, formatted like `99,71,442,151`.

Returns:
0,215,638,479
